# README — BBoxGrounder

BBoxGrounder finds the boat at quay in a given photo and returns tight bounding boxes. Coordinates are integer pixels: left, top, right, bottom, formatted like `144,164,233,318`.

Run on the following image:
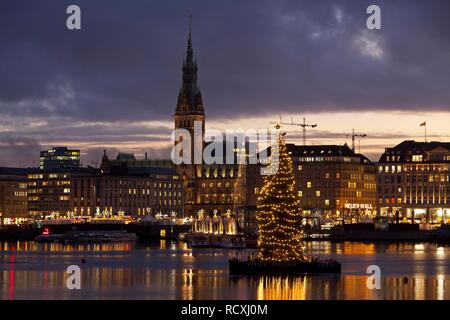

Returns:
35,230,138,243
185,233,246,248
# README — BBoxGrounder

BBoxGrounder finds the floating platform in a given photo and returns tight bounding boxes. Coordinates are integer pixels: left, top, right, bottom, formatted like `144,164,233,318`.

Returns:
229,259,341,275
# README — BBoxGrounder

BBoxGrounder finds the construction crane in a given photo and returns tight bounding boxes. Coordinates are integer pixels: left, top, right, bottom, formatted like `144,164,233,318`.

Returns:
270,116,317,145
347,129,367,153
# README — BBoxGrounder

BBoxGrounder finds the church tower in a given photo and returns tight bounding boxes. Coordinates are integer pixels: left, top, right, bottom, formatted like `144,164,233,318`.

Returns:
174,16,205,152
174,16,205,216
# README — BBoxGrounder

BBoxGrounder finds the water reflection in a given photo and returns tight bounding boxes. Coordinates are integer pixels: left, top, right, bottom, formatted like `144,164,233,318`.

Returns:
1,241,450,300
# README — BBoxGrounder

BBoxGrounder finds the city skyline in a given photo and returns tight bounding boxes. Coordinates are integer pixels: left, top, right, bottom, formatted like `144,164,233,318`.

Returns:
1,0,449,167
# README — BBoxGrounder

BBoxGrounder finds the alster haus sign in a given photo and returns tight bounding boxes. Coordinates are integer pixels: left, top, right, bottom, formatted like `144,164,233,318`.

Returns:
344,204,373,209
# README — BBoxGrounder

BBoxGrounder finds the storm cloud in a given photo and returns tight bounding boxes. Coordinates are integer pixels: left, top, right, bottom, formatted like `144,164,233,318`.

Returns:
0,0,449,166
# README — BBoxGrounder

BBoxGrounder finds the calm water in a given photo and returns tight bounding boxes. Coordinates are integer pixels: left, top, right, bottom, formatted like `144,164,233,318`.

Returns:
1,240,450,300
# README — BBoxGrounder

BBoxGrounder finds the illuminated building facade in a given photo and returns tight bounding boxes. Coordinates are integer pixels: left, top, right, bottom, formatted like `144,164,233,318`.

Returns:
289,144,377,221
0,167,28,225
28,169,81,217
95,166,183,217
27,165,182,218
377,140,450,223
242,144,377,231
39,147,80,170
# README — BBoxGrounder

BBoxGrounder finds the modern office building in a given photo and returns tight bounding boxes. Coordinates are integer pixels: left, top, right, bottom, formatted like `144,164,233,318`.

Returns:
0,167,29,225
39,147,80,170
91,166,182,217
27,163,182,218
377,140,450,223
27,169,81,217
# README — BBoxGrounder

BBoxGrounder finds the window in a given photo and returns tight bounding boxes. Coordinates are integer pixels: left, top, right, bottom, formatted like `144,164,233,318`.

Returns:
298,165,303,171
254,188,259,195
325,173,330,179
412,155,423,162
316,190,320,197
298,191,303,197
325,199,330,206
307,182,312,188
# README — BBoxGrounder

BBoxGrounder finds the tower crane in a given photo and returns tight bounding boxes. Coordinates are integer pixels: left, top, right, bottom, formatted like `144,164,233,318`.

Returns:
270,116,317,145
347,129,367,153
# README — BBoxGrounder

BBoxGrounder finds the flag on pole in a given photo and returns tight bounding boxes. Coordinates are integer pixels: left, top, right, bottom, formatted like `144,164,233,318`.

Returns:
420,121,426,127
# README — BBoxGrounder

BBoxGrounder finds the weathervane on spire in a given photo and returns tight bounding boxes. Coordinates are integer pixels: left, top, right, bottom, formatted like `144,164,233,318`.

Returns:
189,14,192,39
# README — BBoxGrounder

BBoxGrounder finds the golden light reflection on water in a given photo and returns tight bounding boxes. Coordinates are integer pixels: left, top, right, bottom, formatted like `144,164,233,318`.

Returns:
253,274,450,300
257,277,308,300
0,241,135,252
2,266,450,300
1,241,450,299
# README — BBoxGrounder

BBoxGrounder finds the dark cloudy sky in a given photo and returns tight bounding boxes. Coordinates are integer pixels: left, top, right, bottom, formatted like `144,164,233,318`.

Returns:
1,0,449,166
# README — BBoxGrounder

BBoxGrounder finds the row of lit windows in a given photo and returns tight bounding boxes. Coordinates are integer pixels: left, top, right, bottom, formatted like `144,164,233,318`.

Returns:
405,175,449,183
28,195,71,201
200,181,236,189
380,164,450,173
405,165,448,171
380,197,403,204
99,188,183,199
379,165,403,173
297,156,358,163
158,199,181,206
200,195,239,204
102,180,181,189
196,168,240,179
380,197,449,204
74,201,181,216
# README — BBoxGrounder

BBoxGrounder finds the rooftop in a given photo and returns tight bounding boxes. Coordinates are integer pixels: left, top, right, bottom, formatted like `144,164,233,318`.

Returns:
379,140,450,163
0,167,32,176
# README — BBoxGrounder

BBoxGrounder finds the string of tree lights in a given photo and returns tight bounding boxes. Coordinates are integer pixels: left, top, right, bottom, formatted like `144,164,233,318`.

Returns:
257,133,306,262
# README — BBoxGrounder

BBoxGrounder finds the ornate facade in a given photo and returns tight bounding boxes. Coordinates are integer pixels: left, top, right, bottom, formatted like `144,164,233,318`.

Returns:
174,24,247,226
377,140,450,223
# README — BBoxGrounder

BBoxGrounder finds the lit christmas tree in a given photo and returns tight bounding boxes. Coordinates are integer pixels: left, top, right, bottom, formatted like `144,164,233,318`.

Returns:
257,133,305,262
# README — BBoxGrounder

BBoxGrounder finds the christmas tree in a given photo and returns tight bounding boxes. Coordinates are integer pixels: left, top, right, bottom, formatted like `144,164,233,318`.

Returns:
257,133,305,262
